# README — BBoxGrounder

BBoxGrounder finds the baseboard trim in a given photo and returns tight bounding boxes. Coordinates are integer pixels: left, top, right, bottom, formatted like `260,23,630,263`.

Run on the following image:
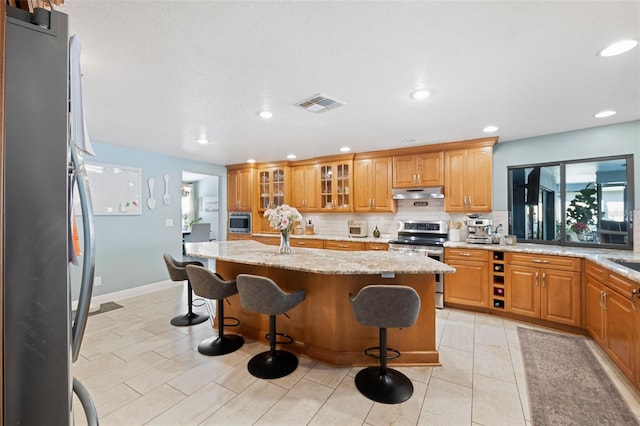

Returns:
72,280,177,312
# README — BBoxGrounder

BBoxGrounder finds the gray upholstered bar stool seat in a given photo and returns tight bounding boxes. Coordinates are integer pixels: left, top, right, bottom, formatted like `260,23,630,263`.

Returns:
162,253,209,327
236,274,306,379
185,265,244,356
349,285,421,404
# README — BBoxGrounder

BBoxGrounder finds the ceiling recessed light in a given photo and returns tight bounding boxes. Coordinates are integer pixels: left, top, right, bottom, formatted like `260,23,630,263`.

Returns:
410,89,430,100
247,159,256,163
339,146,351,152
482,125,499,133
196,138,209,145
594,110,617,118
599,39,638,57
258,110,273,119
287,154,297,160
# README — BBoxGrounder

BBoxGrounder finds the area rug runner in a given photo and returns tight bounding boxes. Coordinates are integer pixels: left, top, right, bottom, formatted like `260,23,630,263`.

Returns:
518,327,639,425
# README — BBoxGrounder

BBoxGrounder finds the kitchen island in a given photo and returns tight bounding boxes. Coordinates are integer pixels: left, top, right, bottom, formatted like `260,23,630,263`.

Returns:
185,240,455,366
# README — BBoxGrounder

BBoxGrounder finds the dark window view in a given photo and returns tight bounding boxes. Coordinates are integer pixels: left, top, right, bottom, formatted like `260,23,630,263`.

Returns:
508,155,634,249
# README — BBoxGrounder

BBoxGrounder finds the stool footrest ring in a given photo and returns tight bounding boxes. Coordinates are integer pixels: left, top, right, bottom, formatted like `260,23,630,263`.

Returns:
223,316,240,328
364,346,401,360
265,332,294,345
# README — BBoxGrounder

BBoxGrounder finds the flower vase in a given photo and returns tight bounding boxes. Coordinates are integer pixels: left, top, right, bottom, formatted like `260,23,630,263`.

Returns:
279,230,291,254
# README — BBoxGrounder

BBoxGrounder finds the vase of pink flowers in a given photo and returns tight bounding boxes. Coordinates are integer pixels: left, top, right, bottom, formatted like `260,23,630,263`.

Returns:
264,204,302,254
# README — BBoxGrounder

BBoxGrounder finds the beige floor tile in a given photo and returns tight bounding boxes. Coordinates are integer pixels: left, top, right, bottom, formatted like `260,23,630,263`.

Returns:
431,345,474,388
145,381,237,426
440,321,475,352
214,359,259,393
473,344,516,383
474,321,508,349
167,351,247,395
125,350,208,394
365,380,427,426
418,377,472,425
256,378,334,425
99,384,186,426
514,372,531,422
199,380,287,425
112,329,186,361
72,352,126,380
303,361,350,389
79,382,141,419
308,377,373,425
472,374,526,426
83,351,168,395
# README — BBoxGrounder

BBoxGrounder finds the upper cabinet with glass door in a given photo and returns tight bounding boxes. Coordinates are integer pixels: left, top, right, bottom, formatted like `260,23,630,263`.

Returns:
319,156,354,211
508,155,634,249
257,164,289,211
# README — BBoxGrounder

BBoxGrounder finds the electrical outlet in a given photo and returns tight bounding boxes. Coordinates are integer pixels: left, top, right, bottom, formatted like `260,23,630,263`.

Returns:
94,276,102,287
165,219,174,227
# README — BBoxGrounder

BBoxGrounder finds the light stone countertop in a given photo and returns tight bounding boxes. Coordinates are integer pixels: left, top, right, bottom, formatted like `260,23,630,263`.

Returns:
445,241,640,284
185,240,455,275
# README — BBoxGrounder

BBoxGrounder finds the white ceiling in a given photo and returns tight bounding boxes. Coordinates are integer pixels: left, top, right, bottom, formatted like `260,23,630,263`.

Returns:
58,1,640,166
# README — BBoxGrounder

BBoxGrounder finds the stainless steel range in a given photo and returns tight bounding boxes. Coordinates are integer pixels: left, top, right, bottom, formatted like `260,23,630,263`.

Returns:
388,220,448,308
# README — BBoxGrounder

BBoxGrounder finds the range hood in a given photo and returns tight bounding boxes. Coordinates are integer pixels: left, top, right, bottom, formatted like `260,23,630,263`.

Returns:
392,186,444,200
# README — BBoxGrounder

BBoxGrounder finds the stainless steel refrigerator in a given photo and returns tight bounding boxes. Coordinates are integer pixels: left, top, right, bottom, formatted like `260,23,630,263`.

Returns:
4,6,97,425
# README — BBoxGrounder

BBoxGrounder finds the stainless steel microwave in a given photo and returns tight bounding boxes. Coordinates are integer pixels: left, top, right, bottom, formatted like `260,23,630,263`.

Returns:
229,212,251,234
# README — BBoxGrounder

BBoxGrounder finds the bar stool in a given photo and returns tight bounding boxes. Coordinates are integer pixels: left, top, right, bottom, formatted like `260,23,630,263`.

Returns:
185,265,244,356
349,285,421,404
162,253,209,326
236,274,306,379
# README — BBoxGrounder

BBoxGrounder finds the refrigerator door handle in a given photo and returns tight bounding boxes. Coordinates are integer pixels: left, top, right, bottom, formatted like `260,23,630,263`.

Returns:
70,144,96,362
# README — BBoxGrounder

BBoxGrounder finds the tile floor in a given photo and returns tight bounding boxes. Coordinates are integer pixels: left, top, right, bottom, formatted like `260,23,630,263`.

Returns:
73,284,640,426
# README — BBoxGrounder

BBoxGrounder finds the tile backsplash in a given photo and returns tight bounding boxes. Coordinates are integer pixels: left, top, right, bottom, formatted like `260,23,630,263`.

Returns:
298,201,638,252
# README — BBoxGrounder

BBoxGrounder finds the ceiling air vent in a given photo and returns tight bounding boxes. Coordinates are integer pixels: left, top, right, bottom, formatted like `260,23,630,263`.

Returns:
296,94,345,113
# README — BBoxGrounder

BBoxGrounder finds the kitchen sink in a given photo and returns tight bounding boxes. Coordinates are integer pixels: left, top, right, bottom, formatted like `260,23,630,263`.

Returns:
610,259,640,273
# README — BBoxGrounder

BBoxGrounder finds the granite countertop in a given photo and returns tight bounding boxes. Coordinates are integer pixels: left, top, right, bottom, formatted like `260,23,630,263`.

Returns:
252,233,392,244
185,240,455,275
445,241,640,284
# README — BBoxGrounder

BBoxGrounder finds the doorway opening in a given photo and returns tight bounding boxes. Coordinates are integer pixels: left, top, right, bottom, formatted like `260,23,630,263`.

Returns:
182,171,220,241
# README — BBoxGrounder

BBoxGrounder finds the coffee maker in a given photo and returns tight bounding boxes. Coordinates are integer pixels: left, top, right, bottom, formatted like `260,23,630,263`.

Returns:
466,217,493,244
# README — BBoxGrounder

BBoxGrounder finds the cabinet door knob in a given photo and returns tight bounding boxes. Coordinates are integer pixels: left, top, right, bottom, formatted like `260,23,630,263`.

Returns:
542,272,546,287
535,272,539,286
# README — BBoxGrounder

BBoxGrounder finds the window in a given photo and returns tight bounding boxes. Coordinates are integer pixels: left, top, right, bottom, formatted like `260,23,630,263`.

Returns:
508,155,634,249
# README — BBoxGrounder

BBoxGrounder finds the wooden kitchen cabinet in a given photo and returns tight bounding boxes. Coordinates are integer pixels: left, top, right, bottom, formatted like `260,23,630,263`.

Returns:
444,248,489,308
291,163,319,212
227,166,253,211
444,146,492,212
319,157,353,212
253,235,279,245
290,238,324,249
366,242,388,251
604,285,635,379
505,253,581,326
354,156,395,212
227,234,253,241
392,152,443,188
257,164,288,211
323,240,365,251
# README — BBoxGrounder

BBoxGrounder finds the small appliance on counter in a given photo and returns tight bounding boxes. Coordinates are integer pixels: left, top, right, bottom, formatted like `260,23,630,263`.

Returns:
348,220,368,237
305,219,315,235
466,217,493,244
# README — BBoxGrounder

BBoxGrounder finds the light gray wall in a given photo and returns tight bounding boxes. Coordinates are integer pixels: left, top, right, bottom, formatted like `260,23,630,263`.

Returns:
71,142,227,299
493,120,640,210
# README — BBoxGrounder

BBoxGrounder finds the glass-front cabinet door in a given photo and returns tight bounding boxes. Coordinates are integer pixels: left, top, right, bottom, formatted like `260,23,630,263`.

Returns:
320,160,352,211
258,165,288,211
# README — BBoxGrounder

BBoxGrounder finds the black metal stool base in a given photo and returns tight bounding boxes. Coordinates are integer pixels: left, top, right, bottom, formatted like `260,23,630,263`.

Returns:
170,312,209,327
247,350,298,379
355,366,414,404
198,334,244,356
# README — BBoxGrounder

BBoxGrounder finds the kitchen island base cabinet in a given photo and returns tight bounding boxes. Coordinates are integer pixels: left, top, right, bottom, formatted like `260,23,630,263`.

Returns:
215,260,439,367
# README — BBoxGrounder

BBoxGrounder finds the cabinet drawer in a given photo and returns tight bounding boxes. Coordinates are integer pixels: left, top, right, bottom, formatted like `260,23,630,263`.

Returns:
290,238,324,249
585,260,608,283
445,248,489,262
608,272,636,297
507,253,581,271
324,240,365,251
253,235,279,245
366,242,389,251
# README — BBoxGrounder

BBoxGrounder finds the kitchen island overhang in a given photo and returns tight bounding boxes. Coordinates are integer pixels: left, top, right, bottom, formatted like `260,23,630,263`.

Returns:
185,240,455,366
